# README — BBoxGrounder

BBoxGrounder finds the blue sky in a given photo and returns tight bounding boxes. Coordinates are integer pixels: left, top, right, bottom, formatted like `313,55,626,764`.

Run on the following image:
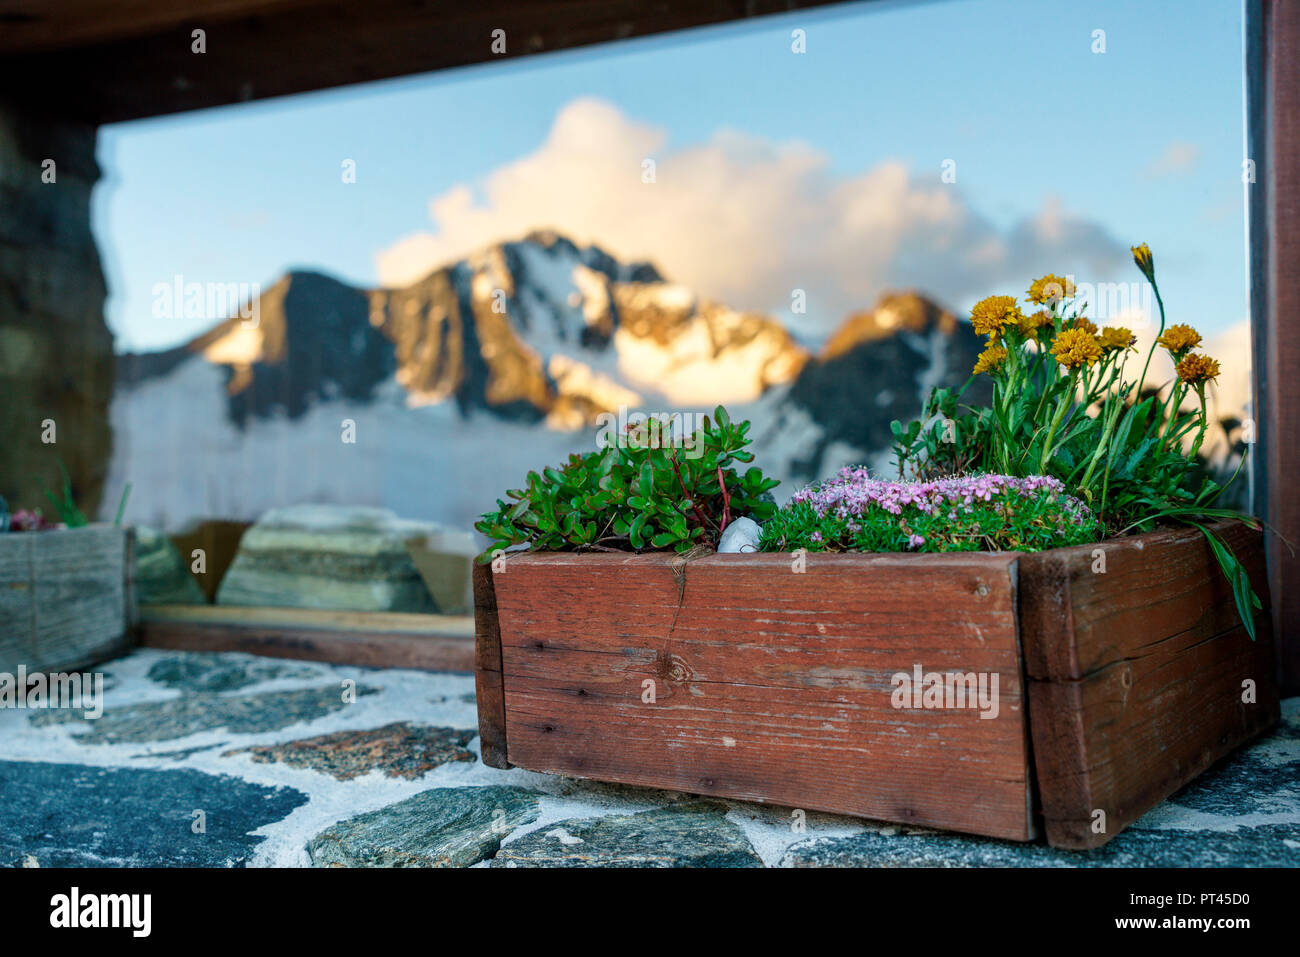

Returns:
94,0,1249,352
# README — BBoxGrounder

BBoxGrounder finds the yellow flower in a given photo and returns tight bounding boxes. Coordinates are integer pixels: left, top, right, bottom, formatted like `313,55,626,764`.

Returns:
970,295,1022,339
973,343,1008,375
1131,243,1155,282
1065,316,1098,335
1017,309,1054,340
1026,274,1076,305
1176,353,1220,385
1051,328,1103,369
1098,326,1137,352
1157,323,1202,356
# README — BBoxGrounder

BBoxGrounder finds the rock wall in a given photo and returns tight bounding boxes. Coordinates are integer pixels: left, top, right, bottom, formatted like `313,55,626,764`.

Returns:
0,99,111,515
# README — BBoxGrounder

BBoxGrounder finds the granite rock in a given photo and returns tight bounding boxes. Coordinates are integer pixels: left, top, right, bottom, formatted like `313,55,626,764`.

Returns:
780,824,1300,868
224,722,475,780
215,504,440,612
783,705,1300,867
308,785,541,867
30,683,375,744
0,760,306,867
493,801,763,867
146,651,319,692
133,526,206,605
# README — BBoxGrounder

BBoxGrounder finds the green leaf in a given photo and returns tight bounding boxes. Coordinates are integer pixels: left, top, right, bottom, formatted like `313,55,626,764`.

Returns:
1190,523,1258,642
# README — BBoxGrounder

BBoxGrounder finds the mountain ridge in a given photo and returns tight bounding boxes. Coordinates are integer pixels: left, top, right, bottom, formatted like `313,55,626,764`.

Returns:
107,230,987,532
117,230,977,429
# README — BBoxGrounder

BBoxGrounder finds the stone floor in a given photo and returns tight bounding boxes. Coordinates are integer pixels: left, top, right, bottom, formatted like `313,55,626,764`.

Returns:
1,649,1297,867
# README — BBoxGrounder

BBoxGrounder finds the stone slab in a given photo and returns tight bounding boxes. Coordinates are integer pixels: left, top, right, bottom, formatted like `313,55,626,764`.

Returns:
0,759,307,867
307,785,540,867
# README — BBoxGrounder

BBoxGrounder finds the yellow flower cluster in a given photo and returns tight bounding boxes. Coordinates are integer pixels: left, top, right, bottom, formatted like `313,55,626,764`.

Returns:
1026,274,1076,305
1017,309,1054,340
970,295,1023,339
967,264,1197,380
1098,326,1136,352
1050,327,1103,368
973,343,1008,375
1176,353,1220,384
1157,323,1202,356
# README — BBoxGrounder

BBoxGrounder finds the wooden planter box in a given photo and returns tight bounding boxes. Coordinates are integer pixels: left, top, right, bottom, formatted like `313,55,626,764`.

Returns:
0,525,137,674
474,520,1279,848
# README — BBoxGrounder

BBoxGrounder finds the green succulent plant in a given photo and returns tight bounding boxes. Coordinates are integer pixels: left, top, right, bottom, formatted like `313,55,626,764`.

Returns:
475,406,779,562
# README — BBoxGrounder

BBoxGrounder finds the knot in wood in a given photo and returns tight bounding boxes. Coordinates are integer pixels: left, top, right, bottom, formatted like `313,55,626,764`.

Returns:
659,652,694,683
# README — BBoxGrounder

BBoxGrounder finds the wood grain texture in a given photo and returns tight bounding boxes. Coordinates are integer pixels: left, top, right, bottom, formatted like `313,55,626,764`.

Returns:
1252,1,1300,692
138,604,474,671
0,533,35,670
492,551,1035,841
473,561,510,769
0,525,134,673
139,603,475,634
0,0,322,54
1020,521,1279,849
0,0,855,123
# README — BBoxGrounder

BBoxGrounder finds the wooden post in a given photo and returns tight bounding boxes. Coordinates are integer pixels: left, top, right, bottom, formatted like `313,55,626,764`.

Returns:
1247,1,1300,693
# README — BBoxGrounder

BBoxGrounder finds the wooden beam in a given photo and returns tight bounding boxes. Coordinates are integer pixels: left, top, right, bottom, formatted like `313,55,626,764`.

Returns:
1247,0,1300,693
0,0,852,124
138,603,475,671
0,1,322,55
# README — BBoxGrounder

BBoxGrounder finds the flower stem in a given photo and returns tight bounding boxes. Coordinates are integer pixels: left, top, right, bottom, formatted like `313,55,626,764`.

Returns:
1039,375,1075,473
1189,387,1209,460
1136,283,1166,401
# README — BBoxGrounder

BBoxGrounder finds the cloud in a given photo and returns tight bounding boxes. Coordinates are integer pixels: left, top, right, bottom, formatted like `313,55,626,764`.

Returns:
376,98,1132,339
1142,141,1202,180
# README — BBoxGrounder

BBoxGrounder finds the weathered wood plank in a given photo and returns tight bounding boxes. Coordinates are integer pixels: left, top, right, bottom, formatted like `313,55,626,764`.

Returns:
139,603,474,635
473,561,510,769
0,525,134,673
0,0,856,123
1020,522,1268,680
138,604,474,672
493,551,1034,841
1020,520,1279,848
1248,0,1300,693
0,533,35,670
